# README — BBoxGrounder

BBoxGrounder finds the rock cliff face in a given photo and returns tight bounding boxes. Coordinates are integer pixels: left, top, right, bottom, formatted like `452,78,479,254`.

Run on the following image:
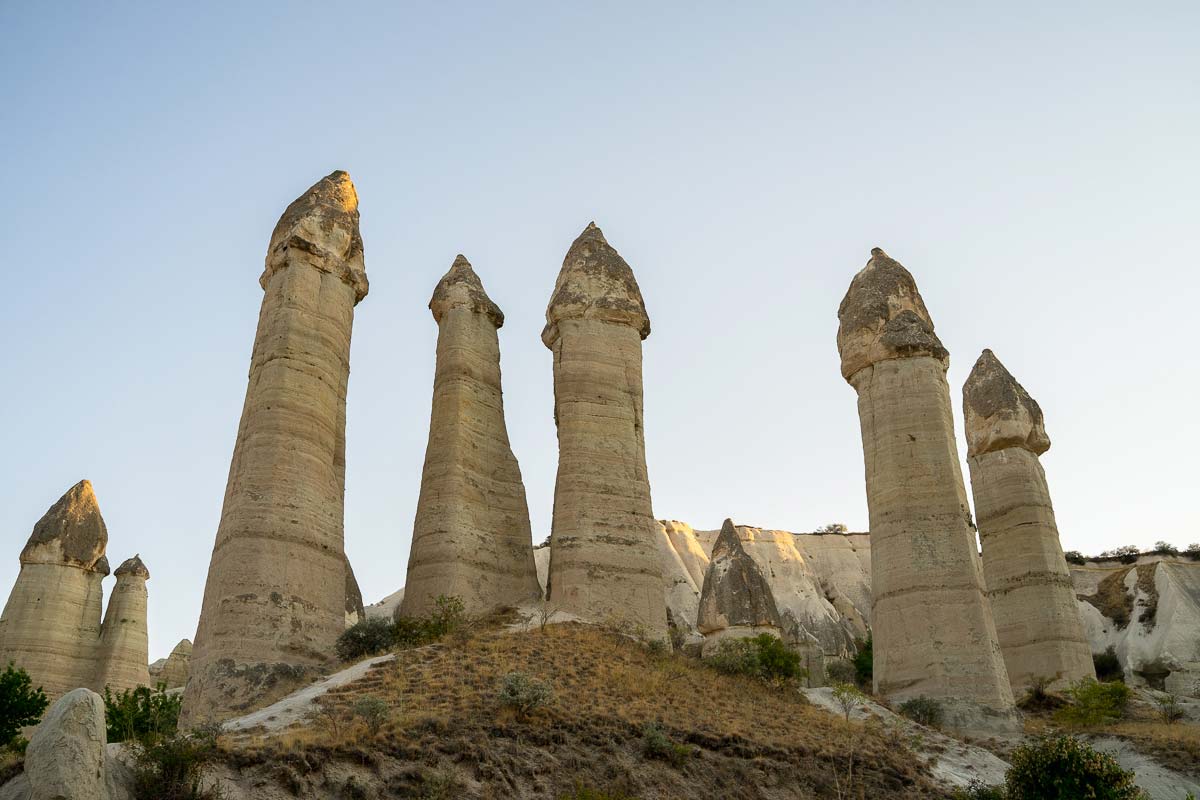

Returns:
837,249,1017,733
148,639,192,690
184,171,368,724
0,480,111,699
697,520,783,652
400,256,541,618
964,350,1094,693
94,555,152,692
542,223,667,641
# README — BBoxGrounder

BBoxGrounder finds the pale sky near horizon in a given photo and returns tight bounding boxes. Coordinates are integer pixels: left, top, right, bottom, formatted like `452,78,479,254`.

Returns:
1,3,1197,660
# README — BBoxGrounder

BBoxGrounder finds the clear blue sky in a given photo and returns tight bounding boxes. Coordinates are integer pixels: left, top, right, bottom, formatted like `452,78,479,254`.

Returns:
2,3,1196,660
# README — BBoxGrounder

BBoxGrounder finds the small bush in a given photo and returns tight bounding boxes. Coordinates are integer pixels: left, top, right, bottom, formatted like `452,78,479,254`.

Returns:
0,662,48,747
104,684,181,743
825,659,857,685
831,682,866,721
335,617,395,662
952,780,1006,800
1154,541,1179,556
852,636,873,687
352,695,390,735
814,523,848,534
1154,692,1184,724
130,726,223,800
1018,675,1066,712
1056,678,1130,727
706,634,805,683
393,594,467,649
497,672,552,719
1185,543,1200,561
1093,646,1123,682
640,722,693,767
1063,550,1086,565
1112,545,1140,564
898,696,942,727
1005,736,1142,799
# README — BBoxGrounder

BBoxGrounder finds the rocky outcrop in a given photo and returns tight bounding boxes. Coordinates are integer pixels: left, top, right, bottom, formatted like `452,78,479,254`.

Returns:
542,223,667,641
964,350,1094,694
345,555,365,627
184,171,369,724
25,689,108,800
400,256,541,618
0,481,110,699
697,520,782,653
148,639,192,689
837,248,1017,733
94,556,151,692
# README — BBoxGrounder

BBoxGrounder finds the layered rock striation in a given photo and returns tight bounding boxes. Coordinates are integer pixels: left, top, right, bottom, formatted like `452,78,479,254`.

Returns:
837,248,1017,732
0,480,111,699
542,223,667,641
184,171,368,724
400,256,541,617
964,350,1094,693
94,556,152,692
697,519,783,653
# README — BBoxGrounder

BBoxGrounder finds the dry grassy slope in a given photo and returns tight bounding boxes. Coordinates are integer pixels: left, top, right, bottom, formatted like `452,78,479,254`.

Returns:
215,623,952,800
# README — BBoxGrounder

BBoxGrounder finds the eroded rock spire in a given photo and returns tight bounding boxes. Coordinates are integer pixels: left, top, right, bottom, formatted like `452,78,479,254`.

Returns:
95,554,151,692
697,520,782,654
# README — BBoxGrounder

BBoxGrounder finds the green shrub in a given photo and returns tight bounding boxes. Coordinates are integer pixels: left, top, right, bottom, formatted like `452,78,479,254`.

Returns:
1005,736,1142,799
393,595,467,649
497,672,552,719
1063,550,1086,565
104,684,181,743
1185,543,1200,561
0,663,48,747
130,725,223,800
831,682,866,721
1093,646,1123,682
852,636,873,687
706,634,805,683
352,695,390,735
640,722,693,767
898,696,942,727
1056,678,1130,727
335,617,395,662
1154,692,1183,723
1154,541,1179,556
825,659,857,685
952,780,1006,800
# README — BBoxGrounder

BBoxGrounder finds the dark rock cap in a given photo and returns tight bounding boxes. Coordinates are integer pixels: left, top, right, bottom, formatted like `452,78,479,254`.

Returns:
262,170,369,304
963,349,1051,457
114,554,150,579
697,519,783,634
836,248,948,380
21,480,109,571
542,222,650,347
429,254,505,328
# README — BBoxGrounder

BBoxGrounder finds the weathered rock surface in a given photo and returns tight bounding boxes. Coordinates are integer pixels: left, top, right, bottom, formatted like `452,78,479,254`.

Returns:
0,481,110,699
542,223,667,641
148,638,192,689
183,171,368,724
400,256,541,618
697,519,783,653
344,555,365,627
837,248,1017,733
964,350,1094,693
94,556,151,692
25,688,107,800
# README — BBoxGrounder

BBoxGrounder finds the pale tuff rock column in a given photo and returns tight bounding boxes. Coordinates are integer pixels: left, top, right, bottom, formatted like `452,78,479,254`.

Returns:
344,554,366,627
837,248,1017,732
0,480,110,700
94,555,151,692
400,256,541,617
964,349,1095,693
697,519,783,655
183,171,368,723
543,223,668,641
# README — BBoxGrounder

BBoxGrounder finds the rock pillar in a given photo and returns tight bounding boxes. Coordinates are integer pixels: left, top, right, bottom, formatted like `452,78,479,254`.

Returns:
400,256,541,618
542,223,667,641
183,171,368,723
963,349,1095,693
836,248,1017,732
94,555,151,692
697,519,783,655
0,480,109,700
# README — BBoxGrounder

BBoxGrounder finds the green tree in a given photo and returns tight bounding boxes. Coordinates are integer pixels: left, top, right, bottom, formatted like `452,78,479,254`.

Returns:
103,684,181,743
1006,736,1142,799
0,662,48,747
852,635,873,687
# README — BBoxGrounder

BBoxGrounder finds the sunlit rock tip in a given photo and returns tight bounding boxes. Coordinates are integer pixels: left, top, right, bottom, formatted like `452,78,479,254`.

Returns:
836,247,947,380
963,348,1050,457
429,253,504,327
262,169,368,303
543,221,650,346
20,479,108,568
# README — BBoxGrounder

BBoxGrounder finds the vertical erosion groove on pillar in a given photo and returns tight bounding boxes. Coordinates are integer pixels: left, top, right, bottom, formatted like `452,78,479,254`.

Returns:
400,255,542,618
182,170,368,724
964,349,1095,694
0,480,110,701
542,223,668,641
836,248,1018,733
95,555,152,692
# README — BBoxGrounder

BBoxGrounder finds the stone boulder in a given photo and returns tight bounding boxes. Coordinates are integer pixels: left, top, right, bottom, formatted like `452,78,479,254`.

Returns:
25,688,107,800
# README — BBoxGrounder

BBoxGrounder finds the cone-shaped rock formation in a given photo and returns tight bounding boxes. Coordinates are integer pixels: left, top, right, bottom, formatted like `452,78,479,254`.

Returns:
697,520,783,654
94,555,151,692
543,223,667,641
837,249,1017,733
401,256,541,617
964,349,1094,693
0,480,110,699
183,171,369,724
149,639,192,689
